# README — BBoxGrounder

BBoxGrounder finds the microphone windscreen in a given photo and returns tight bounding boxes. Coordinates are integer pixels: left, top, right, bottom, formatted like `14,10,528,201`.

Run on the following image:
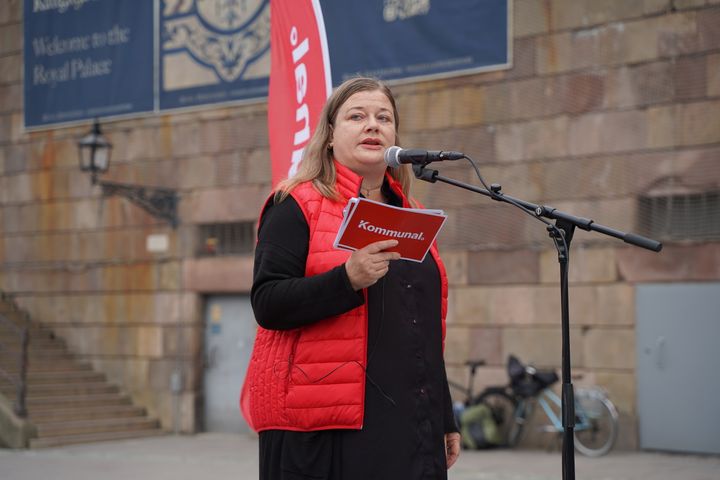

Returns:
384,146,402,168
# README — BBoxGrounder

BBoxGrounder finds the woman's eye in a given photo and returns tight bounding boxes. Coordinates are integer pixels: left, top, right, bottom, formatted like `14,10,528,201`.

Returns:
350,114,364,120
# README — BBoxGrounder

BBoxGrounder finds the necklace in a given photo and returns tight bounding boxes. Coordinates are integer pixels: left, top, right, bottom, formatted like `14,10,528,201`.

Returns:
360,182,383,197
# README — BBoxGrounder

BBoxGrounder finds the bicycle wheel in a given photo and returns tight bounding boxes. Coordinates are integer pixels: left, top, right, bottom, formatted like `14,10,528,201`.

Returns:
573,388,619,457
476,389,522,447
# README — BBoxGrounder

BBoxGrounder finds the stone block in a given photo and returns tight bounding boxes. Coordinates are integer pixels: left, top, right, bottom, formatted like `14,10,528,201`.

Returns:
102,263,154,292
183,256,254,293
178,156,217,189
0,114,11,144
467,327,503,366
559,73,605,114
673,0,707,8
425,89,454,131
126,127,160,162
137,326,164,357
244,147,271,184
656,11,702,57
601,110,648,153
0,0,20,23
213,152,244,187
162,325,202,359
451,286,493,325
496,116,569,162
617,243,720,282
0,53,20,84
155,292,200,325
397,91,430,132
441,250,468,286
568,113,603,156
0,23,20,56
507,37,536,80
511,77,562,120
646,105,678,149
483,83,513,123
551,0,646,31
708,53,720,96
487,286,538,326
514,0,550,37
0,83,21,114
584,327,635,369
697,7,720,51
445,326,472,364
605,61,675,109
596,285,635,326
448,203,539,249
570,247,618,283
451,86,485,127
594,370,636,415
181,185,267,224
170,121,201,157
644,0,672,14
467,249,539,285
549,198,637,235
501,326,584,367
674,55,708,100
679,100,720,146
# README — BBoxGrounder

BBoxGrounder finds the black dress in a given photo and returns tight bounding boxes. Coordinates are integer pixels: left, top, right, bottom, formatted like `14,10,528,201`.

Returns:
251,185,457,480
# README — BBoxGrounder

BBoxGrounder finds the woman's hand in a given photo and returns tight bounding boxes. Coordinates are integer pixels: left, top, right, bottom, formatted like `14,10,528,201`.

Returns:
345,239,401,290
445,432,461,469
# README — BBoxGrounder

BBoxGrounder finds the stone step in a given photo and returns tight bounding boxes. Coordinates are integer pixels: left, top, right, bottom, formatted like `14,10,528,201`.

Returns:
0,350,75,361
27,393,132,410
0,334,64,346
25,370,106,384
2,361,94,373
1,381,119,398
30,428,165,449
30,404,147,423
35,416,160,438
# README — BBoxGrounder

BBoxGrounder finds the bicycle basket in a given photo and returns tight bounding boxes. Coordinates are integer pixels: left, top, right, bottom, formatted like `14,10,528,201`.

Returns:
507,355,559,398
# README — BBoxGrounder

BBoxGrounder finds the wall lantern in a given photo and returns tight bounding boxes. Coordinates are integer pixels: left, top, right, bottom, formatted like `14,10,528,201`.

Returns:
78,119,178,227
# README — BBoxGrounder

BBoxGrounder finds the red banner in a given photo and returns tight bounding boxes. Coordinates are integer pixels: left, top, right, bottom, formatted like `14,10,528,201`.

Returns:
269,0,332,186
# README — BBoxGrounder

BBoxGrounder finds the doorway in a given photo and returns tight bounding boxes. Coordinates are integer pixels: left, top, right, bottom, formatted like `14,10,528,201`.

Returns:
202,295,256,433
636,283,720,455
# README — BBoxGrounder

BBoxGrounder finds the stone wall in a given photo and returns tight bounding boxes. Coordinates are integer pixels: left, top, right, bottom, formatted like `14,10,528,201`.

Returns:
1,0,719,446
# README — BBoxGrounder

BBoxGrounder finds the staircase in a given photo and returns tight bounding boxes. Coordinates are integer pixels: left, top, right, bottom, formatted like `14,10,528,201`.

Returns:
0,294,164,448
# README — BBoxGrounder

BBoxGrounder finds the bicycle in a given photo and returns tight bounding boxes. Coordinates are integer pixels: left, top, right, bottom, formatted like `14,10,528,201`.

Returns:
451,355,619,457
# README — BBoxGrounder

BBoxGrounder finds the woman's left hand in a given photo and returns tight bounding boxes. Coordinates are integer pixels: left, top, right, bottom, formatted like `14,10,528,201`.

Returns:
445,432,461,469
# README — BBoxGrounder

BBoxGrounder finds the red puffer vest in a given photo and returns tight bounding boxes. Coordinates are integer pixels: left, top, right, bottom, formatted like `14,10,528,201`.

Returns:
240,161,449,432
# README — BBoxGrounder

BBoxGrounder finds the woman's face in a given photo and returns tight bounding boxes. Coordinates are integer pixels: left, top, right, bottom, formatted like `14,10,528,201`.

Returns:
330,89,397,177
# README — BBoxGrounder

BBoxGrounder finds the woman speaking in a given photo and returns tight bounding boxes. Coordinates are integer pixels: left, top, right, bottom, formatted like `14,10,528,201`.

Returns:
241,77,460,480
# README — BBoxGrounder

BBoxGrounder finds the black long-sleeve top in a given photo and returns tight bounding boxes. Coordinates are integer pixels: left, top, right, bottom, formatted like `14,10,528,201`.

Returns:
251,185,457,480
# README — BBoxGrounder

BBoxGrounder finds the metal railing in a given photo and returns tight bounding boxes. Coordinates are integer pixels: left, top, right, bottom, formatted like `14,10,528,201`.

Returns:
0,293,29,418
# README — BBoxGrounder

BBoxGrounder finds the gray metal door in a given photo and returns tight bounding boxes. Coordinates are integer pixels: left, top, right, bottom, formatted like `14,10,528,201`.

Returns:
203,295,256,433
636,283,720,455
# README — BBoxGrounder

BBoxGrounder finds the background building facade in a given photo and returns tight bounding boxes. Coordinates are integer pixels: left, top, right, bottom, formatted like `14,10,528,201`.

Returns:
1,0,719,451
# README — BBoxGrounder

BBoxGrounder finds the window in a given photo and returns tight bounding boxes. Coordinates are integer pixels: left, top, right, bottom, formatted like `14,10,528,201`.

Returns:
197,222,255,256
638,191,720,241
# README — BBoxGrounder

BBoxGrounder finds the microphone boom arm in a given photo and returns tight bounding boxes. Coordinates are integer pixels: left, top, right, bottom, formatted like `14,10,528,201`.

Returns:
412,164,662,252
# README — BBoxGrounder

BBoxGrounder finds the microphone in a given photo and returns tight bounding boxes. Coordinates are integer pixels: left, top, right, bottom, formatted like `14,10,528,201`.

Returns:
384,146,465,168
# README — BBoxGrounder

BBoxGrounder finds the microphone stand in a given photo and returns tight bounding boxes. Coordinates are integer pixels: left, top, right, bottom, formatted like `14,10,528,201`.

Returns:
413,164,662,480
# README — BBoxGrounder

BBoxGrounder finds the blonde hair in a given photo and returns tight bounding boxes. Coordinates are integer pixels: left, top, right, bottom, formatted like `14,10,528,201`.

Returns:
275,77,414,202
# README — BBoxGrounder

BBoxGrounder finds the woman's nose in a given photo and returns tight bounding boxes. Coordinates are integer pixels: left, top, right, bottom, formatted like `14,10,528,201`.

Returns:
365,115,379,131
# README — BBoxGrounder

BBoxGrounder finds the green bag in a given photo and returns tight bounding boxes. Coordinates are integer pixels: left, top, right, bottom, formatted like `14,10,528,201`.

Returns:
460,403,502,449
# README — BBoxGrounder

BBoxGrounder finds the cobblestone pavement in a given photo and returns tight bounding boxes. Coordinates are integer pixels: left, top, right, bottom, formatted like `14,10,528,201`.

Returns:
1,433,719,480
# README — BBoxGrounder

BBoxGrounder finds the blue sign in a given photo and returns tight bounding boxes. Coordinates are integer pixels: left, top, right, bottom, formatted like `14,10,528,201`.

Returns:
320,0,510,84
159,0,271,110
23,0,154,128
24,1,509,129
